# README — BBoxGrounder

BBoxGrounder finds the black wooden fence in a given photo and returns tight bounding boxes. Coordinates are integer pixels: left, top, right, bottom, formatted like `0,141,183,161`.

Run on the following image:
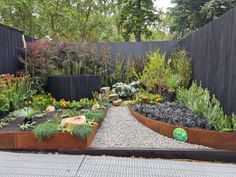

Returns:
0,24,23,74
96,41,179,62
179,8,236,114
46,75,101,101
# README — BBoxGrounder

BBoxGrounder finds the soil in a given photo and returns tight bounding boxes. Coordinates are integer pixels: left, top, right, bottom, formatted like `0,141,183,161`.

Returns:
0,112,54,132
0,108,92,132
133,102,214,130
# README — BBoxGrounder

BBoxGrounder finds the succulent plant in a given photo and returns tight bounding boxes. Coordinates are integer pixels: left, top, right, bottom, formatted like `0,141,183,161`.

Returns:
112,81,139,98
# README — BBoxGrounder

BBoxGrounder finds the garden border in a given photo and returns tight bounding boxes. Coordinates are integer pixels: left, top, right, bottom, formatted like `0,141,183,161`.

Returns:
128,106,236,151
0,108,109,150
0,124,99,150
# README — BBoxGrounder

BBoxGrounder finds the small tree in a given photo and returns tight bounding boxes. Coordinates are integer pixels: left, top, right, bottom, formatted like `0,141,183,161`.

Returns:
135,50,172,93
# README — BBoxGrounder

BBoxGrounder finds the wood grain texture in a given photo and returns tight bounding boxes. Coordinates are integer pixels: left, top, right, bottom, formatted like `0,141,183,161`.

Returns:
179,8,236,114
0,24,22,74
46,75,101,101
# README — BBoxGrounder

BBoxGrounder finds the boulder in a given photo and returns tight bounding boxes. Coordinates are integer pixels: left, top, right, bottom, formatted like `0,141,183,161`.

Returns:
45,106,56,113
61,115,86,128
112,99,122,106
109,94,119,101
100,87,110,93
92,103,100,110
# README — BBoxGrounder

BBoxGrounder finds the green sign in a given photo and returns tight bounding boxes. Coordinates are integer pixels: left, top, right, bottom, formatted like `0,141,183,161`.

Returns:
173,128,188,142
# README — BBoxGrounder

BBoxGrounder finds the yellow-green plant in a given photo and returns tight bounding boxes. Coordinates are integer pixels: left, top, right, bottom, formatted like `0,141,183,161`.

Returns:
167,74,182,90
135,50,172,93
112,54,124,83
31,94,56,111
34,122,59,140
171,49,192,88
124,59,135,83
177,82,236,132
0,74,35,112
72,124,92,140
134,90,163,104
85,110,105,123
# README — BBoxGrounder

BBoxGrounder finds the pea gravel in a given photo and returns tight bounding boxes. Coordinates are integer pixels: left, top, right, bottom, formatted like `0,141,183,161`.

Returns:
91,106,210,149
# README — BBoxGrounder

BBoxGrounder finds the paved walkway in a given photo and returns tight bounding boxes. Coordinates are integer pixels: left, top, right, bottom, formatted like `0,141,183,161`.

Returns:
0,151,235,177
92,106,208,149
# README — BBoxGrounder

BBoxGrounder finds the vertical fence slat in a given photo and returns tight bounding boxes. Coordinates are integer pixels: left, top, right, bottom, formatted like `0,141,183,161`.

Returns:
179,7,236,114
0,24,23,74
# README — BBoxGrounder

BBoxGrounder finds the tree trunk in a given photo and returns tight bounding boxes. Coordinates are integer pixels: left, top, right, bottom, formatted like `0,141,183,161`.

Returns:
135,0,141,42
135,31,141,42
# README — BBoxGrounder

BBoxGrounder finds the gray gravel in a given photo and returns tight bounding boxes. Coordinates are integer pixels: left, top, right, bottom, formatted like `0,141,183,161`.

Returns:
91,106,210,149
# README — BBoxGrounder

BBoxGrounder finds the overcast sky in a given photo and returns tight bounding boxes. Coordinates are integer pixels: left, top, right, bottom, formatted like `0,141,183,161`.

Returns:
154,0,173,9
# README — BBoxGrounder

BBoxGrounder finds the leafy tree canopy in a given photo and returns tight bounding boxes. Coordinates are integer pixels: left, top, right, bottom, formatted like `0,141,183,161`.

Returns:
169,0,236,38
118,0,160,42
0,0,120,41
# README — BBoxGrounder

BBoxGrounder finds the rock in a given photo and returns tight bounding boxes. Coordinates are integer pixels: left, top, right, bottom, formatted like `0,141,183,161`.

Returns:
45,106,55,113
112,99,122,106
100,87,110,93
109,94,119,101
92,103,100,110
61,115,86,128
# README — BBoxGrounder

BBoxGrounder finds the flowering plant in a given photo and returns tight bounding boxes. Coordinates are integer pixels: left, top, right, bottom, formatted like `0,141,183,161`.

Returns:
0,74,35,112
134,90,163,104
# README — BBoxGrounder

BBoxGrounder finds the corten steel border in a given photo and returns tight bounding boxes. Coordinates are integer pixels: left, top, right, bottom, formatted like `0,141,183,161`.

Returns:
0,108,108,150
128,106,236,151
0,124,99,150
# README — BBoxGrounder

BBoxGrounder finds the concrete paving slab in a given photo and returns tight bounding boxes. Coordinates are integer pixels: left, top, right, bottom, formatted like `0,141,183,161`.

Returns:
0,151,235,177
0,151,84,177
76,156,236,177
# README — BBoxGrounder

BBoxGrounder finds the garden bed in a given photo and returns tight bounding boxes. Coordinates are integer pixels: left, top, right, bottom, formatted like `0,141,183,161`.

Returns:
133,102,213,130
0,108,108,150
129,105,236,151
0,125,99,150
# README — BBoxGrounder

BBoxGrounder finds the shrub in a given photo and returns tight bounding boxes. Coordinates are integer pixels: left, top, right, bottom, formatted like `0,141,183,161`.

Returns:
72,124,92,140
31,94,56,111
0,95,10,113
111,55,124,84
85,110,105,123
13,107,37,122
134,90,163,104
171,49,192,88
112,81,139,98
19,39,54,91
0,74,35,112
177,82,235,131
135,50,172,93
68,99,95,109
34,122,59,140
167,74,182,90
92,92,110,107
124,59,135,83
61,109,79,118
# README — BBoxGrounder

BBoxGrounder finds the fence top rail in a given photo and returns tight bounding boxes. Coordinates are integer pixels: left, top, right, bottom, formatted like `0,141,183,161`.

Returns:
0,23,23,33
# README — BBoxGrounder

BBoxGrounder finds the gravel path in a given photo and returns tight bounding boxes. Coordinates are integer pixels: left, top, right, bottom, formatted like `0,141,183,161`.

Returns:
91,106,209,149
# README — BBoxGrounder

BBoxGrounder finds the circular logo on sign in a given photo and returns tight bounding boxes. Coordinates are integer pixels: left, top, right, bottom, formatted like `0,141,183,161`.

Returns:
173,128,188,142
